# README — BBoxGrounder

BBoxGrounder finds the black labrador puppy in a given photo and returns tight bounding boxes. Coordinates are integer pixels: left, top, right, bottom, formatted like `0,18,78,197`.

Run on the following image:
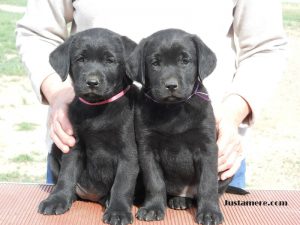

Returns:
126,29,232,225
38,28,139,225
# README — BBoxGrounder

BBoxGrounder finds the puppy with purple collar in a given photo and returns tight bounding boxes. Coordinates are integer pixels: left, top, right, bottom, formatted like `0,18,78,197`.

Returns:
127,29,233,225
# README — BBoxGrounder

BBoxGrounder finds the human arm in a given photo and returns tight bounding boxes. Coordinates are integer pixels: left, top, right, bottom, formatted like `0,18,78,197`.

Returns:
217,0,287,180
16,0,75,152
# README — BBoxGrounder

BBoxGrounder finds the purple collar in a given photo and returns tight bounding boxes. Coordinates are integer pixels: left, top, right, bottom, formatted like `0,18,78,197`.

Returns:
191,81,210,101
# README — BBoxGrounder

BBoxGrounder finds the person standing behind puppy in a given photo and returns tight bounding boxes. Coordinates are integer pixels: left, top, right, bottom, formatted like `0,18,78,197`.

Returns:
16,0,287,186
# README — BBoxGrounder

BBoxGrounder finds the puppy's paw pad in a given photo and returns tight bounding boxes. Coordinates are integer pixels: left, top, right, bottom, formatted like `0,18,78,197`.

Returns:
196,209,223,225
103,210,133,225
168,196,193,210
38,195,72,215
136,207,164,221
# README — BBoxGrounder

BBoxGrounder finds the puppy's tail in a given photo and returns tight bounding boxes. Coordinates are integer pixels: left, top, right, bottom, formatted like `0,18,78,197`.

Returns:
218,177,249,195
225,186,249,195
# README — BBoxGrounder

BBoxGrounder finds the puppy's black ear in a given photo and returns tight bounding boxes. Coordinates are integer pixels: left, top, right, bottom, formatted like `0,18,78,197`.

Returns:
126,38,147,85
121,36,137,58
191,35,217,81
49,36,74,81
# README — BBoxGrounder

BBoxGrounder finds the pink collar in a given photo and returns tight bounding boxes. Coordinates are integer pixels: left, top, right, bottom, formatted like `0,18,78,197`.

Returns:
79,85,131,106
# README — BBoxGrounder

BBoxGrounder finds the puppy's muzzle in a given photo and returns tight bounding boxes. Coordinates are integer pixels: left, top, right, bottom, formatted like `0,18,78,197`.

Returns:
86,78,100,87
165,78,178,92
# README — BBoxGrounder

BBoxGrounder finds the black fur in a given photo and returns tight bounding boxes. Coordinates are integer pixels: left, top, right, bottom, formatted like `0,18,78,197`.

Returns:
38,28,139,225
127,29,232,225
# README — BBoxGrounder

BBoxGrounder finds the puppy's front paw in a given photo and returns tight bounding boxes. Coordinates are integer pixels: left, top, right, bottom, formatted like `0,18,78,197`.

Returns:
136,206,165,221
196,207,223,225
103,209,133,225
168,196,193,210
38,194,73,215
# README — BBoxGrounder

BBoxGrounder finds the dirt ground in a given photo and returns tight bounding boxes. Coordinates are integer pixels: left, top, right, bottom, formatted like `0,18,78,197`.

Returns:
246,30,300,190
0,76,48,182
0,29,299,189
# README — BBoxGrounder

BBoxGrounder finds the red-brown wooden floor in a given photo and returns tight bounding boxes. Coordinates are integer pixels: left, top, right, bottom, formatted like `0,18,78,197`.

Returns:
0,183,299,225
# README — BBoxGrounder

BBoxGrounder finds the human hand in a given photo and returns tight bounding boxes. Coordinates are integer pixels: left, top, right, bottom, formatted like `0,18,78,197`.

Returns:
216,117,244,180
214,95,250,180
48,87,76,153
42,74,76,153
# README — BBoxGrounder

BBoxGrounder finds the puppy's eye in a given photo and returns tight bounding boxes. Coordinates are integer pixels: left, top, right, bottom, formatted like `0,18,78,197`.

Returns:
151,60,160,67
76,55,86,63
105,57,115,64
180,58,190,65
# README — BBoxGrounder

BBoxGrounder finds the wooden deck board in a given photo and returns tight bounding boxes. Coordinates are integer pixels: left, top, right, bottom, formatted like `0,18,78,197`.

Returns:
0,183,299,225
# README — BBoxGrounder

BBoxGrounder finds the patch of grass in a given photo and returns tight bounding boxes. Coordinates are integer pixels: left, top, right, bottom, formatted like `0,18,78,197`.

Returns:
0,0,27,6
0,10,26,76
0,171,22,181
30,151,43,158
11,154,35,163
0,171,44,183
15,122,38,131
282,3,300,29
22,97,28,105
0,55,26,76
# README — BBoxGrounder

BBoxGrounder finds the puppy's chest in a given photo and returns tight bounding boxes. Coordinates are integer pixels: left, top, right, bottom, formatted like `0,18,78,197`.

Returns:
147,122,201,179
142,104,202,135
79,116,116,132
76,116,118,135
156,135,198,194
71,108,131,147
140,105,209,182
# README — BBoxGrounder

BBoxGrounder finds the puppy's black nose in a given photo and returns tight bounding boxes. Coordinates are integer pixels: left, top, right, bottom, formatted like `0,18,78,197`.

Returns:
86,79,99,87
165,79,178,91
